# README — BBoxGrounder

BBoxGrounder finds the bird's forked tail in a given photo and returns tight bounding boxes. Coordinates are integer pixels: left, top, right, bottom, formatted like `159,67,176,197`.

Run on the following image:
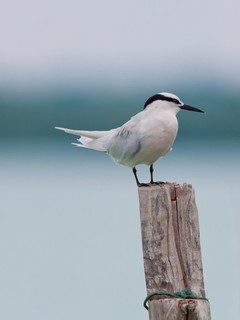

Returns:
55,126,114,152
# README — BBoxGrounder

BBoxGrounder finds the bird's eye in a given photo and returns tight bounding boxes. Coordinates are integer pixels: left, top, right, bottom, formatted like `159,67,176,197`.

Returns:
171,98,180,104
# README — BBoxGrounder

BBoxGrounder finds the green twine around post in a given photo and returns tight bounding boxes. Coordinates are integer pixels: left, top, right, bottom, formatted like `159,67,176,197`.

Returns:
143,289,208,310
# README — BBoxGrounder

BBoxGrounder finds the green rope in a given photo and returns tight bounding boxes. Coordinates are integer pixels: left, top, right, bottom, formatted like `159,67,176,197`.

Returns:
143,289,208,310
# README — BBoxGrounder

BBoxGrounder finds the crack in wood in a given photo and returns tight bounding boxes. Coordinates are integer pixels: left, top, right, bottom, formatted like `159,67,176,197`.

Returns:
172,185,188,290
138,183,210,319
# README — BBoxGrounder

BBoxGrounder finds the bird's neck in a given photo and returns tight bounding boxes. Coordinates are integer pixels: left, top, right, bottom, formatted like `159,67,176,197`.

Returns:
146,106,178,117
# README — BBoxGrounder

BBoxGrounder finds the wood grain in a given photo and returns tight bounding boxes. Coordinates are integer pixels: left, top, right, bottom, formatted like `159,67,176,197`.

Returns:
138,182,211,319
149,299,211,320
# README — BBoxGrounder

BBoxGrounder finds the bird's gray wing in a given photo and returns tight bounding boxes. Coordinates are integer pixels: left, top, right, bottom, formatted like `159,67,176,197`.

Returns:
107,123,141,165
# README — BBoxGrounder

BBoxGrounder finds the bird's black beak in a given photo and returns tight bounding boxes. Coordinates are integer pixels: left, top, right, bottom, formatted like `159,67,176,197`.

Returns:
180,104,204,113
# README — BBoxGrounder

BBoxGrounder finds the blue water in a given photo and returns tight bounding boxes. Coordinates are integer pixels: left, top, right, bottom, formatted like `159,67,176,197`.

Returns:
0,138,239,320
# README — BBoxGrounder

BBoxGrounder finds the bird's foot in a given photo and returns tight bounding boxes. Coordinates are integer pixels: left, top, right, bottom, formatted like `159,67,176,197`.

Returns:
137,182,151,187
151,181,165,185
137,181,164,187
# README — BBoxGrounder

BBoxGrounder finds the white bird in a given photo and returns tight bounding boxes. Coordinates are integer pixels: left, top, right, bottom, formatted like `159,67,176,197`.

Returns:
55,92,204,185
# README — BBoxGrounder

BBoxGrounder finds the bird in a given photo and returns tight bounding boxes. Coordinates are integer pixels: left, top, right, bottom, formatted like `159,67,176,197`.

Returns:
55,92,204,185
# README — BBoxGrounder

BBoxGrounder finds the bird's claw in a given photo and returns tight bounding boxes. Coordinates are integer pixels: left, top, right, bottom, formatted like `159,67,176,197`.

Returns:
137,182,151,187
151,181,164,185
137,181,164,187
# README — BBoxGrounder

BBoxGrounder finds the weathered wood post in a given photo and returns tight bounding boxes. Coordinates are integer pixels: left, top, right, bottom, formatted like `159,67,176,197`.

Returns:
138,182,211,320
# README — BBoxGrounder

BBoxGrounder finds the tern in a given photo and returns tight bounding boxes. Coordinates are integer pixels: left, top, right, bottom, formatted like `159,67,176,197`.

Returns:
55,92,204,185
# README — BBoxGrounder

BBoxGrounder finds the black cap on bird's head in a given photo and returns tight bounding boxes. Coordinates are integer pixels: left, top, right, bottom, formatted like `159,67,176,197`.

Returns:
144,92,204,113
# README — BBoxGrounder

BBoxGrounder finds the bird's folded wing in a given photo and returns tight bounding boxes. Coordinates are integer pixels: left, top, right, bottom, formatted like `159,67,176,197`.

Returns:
107,125,141,165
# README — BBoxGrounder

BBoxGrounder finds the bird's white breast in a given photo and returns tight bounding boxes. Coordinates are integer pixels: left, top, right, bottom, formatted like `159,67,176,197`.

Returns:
134,110,178,165
108,108,179,167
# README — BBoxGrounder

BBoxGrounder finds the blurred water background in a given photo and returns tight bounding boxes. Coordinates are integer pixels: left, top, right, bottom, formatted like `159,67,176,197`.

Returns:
1,0,240,319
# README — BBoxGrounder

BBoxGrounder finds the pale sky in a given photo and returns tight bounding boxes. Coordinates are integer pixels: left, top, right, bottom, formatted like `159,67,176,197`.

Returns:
1,2,240,319
0,0,240,87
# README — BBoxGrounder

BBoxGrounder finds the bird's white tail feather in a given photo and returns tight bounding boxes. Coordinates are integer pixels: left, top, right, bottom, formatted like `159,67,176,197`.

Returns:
55,126,116,152
78,136,93,145
55,126,110,139
72,142,106,152
70,136,109,151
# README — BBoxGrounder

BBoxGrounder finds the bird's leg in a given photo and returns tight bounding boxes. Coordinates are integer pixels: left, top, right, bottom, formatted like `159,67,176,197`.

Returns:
132,167,140,185
150,164,154,184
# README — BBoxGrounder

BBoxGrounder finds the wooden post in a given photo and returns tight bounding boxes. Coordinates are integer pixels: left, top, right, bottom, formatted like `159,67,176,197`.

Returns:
138,182,211,320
